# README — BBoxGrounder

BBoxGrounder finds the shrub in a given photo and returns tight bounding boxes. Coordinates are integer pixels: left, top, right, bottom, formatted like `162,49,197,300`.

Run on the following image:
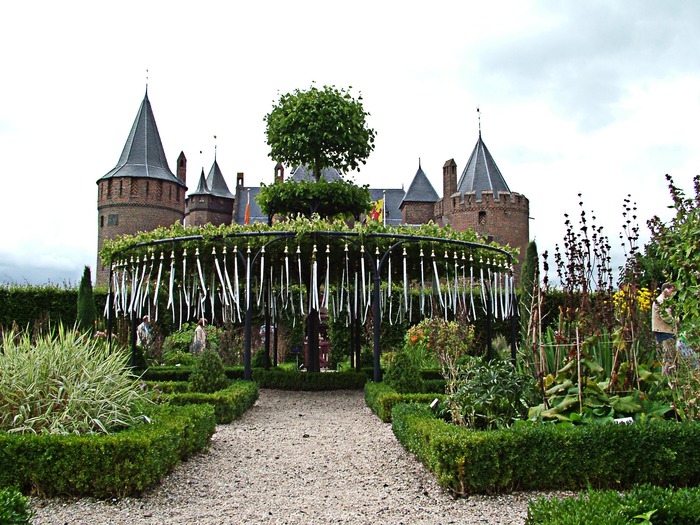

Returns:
364,382,443,422
383,350,424,393
527,484,700,524
252,369,367,390
0,487,33,525
76,266,97,335
0,325,152,434
189,349,229,394
0,403,215,498
169,381,259,424
391,403,700,496
448,356,539,430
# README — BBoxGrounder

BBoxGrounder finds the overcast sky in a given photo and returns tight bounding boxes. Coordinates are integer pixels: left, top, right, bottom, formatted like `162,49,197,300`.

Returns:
1,1,699,286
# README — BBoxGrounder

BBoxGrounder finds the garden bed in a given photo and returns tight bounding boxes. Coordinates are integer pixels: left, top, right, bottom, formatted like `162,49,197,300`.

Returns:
391,402,700,496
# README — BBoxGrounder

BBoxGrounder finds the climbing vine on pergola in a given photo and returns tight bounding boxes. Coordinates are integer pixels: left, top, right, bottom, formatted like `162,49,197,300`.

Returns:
101,217,519,381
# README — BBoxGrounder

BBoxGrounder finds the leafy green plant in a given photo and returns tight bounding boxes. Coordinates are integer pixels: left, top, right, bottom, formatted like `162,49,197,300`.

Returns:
189,349,229,394
448,356,539,430
0,487,33,525
528,335,670,424
0,325,152,434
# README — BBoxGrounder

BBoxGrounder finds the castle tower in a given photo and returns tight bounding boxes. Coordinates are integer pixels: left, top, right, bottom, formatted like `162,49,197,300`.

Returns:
96,91,187,284
443,133,530,272
400,161,439,225
184,159,235,227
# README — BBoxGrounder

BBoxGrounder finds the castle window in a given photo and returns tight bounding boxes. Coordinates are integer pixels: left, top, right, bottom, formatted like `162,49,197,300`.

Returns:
176,188,180,202
107,214,119,226
100,215,104,227
478,211,487,225
119,180,123,197
168,186,172,201
156,180,163,200
145,180,149,197
106,180,112,198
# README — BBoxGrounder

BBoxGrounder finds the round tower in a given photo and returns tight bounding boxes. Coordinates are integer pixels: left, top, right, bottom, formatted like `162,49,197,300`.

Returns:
96,91,187,285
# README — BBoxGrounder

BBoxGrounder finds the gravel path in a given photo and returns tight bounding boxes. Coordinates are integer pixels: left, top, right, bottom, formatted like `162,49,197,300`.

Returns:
31,389,552,524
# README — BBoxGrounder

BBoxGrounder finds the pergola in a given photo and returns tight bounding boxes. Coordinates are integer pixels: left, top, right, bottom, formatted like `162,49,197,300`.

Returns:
104,226,518,381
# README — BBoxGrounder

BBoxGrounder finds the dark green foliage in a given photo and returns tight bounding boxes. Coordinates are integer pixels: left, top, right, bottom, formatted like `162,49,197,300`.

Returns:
252,347,268,368
144,381,190,394
257,179,371,219
383,351,424,393
0,404,215,498
168,381,259,424
141,366,245,382
0,487,33,525
189,349,229,394
251,369,367,390
264,84,376,180
76,266,97,334
527,484,700,525
390,403,700,496
450,357,539,430
0,285,107,330
364,382,443,422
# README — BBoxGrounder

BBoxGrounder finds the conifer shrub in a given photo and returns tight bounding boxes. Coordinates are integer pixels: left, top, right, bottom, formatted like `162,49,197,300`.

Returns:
189,349,229,393
76,266,97,335
383,350,424,393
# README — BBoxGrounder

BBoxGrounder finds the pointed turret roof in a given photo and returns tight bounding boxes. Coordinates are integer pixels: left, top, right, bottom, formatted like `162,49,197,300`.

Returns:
290,165,342,182
99,91,185,187
456,134,510,198
401,162,439,206
205,159,234,199
188,169,210,196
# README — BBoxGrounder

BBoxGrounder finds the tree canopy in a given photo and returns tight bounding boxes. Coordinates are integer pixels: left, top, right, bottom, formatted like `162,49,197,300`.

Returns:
264,84,376,181
257,178,371,220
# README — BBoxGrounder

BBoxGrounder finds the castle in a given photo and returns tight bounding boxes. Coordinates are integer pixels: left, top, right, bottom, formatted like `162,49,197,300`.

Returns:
96,91,529,284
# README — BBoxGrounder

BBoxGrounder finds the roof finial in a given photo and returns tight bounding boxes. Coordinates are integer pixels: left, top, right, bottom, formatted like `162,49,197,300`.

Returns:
214,135,217,161
477,106,481,137
146,69,149,94
419,157,421,169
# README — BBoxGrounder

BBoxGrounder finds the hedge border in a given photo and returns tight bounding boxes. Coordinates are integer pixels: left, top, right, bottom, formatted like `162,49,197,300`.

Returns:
391,403,700,497
168,381,259,424
0,404,215,498
364,382,443,422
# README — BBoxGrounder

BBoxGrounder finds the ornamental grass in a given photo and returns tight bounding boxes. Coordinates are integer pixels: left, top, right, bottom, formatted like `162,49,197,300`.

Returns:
0,325,152,435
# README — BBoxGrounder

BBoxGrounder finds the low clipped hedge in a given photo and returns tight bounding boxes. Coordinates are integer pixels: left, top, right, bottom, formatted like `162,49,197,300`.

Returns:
168,380,259,424
252,369,368,390
145,380,190,394
141,366,245,382
527,484,700,524
364,382,444,423
391,403,700,497
0,404,216,498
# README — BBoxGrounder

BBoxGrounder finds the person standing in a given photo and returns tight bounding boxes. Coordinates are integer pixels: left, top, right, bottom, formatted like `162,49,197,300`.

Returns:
192,318,207,355
137,315,151,347
652,283,677,375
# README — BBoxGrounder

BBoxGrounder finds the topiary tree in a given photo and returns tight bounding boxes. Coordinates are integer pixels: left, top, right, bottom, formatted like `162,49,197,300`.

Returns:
383,350,424,394
76,266,97,335
189,349,229,393
264,83,376,181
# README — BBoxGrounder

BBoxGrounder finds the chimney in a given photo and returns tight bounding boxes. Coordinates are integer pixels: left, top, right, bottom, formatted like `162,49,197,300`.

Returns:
443,158,457,200
237,172,245,187
177,151,187,187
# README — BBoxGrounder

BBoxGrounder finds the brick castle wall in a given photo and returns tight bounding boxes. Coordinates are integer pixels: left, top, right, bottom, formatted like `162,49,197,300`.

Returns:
96,177,185,284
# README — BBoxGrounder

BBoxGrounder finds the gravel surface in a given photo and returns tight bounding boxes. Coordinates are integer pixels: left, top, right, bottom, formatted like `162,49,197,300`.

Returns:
31,389,559,524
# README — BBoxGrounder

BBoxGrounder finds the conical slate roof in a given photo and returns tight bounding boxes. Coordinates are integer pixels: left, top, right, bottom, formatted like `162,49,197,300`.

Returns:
205,160,234,199
456,134,510,198
401,162,439,205
99,91,185,187
188,169,209,196
290,165,342,182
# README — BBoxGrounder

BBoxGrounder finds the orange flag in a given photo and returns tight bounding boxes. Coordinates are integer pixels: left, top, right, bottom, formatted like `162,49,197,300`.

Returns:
244,190,251,225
